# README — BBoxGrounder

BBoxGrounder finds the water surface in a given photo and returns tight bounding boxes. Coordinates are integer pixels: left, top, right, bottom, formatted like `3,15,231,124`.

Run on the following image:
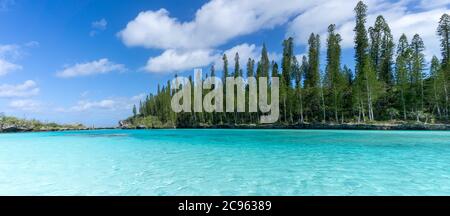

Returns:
1,129,449,195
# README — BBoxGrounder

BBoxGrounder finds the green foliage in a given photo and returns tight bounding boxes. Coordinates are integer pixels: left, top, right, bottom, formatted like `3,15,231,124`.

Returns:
0,113,85,131
126,3,450,127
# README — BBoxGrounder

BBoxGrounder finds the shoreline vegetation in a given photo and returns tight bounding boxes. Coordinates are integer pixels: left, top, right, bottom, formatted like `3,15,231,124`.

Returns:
2,114,450,133
0,114,87,133
123,2,450,130
118,119,450,131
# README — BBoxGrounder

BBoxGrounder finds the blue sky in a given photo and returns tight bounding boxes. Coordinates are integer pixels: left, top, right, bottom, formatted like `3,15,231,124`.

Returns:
0,0,449,127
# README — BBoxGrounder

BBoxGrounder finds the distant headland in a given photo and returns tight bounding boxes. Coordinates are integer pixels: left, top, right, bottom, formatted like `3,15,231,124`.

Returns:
0,114,87,133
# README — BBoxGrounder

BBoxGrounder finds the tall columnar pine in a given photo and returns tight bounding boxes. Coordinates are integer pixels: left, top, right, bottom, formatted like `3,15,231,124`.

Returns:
428,56,444,119
299,56,309,123
325,24,344,122
222,54,229,123
438,14,450,119
281,37,294,123
246,58,255,122
261,43,270,80
395,34,410,120
305,33,321,122
410,34,426,116
369,15,394,85
233,52,240,123
353,1,380,122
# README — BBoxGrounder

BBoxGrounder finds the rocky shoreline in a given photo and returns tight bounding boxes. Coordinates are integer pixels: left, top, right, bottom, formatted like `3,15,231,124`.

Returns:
0,126,89,133
120,122,450,131
3,121,450,133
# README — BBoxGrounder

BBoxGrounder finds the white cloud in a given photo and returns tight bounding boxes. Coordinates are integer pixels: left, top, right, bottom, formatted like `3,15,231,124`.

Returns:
56,58,126,78
92,18,107,30
145,49,217,73
8,99,41,112
388,8,449,60
145,43,282,74
0,43,36,76
57,93,145,113
69,99,117,112
0,80,40,98
118,0,306,50
0,58,22,76
0,44,22,76
214,43,260,70
90,18,108,36
131,93,146,101
144,43,261,73
0,44,20,58
24,41,40,48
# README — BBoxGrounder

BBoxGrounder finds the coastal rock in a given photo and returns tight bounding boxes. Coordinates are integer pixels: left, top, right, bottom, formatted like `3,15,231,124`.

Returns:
1,125,32,133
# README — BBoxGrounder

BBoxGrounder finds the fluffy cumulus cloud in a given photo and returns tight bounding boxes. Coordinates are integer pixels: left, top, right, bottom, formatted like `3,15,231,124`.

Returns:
56,58,126,78
145,43,281,73
145,49,217,73
120,0,449,73
0,80,40,98
118,0,306,50
119,0,308,73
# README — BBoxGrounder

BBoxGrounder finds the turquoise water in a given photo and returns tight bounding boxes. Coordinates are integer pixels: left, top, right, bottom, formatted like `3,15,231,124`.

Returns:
0,129,450,195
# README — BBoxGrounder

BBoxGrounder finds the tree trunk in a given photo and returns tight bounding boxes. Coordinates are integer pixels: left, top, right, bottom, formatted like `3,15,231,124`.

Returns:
401,89,407,121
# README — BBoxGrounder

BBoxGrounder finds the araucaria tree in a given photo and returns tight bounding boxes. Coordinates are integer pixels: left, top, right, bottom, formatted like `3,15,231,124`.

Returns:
353,1,381,122
304,33,321,122
438,14,450,119
325,24,344,122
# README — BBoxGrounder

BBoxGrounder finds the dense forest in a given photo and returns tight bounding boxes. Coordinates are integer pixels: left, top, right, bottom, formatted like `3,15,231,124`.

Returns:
124,1,450,128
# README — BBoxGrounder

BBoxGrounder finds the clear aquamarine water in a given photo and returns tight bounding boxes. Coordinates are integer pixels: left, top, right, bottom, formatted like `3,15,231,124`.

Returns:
0,129,449,195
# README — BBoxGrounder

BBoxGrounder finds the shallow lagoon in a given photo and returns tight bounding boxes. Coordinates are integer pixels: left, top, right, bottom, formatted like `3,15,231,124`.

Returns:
1,129,449,195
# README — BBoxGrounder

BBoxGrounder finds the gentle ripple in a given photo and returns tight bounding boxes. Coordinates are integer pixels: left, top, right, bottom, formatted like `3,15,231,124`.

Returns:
0,129,450,195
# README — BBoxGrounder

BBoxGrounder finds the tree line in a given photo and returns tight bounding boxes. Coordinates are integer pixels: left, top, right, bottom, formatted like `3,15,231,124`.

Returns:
128,1,450,127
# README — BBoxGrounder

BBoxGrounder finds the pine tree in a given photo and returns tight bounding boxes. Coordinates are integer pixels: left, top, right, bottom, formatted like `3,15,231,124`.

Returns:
132,104,137,117
305,33,321,122
233,52,240,123
261,43,270,79
325,24,344,122
428,56,444,119
294,56,305,123
410,34,426,115
353,1,379,121
395,34,410,120
369,16,394,85
281,37,294,123
222,54,229,124
246,58,255,123
437,14,450,119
